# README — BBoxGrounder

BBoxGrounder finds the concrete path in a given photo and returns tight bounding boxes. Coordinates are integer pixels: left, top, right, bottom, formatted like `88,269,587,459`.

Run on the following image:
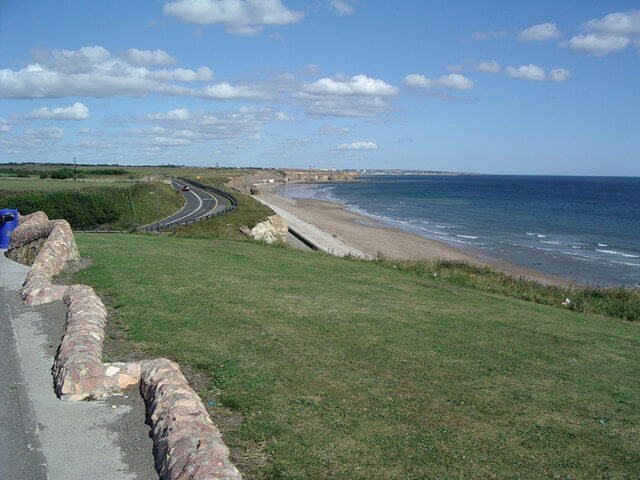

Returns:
0,251,158,479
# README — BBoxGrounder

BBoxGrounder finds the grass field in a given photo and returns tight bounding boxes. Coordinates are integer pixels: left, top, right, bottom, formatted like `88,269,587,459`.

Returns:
1,182,183,230
73,233,640,480
0,178,135,192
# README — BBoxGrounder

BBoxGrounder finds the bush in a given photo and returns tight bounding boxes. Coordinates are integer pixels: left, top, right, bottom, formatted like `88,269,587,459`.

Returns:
0,188,128,229
49,168,75,179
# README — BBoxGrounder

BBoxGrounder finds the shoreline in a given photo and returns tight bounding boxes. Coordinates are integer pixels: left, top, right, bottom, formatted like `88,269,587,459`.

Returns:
256,183,571,287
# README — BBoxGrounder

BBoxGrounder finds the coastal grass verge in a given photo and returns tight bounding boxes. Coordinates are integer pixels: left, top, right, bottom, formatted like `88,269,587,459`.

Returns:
1,182,183,230
73,233,640,480
369,258,640,321
0,178,135,193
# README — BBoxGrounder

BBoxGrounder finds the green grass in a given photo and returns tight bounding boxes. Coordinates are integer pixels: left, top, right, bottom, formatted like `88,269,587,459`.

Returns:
370,259,640,321
1,182,183,230
0,178,134,193
74,233,640,480
170,176,274,240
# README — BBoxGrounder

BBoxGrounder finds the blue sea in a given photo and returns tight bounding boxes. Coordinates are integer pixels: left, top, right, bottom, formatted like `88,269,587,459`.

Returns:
277,175,640,287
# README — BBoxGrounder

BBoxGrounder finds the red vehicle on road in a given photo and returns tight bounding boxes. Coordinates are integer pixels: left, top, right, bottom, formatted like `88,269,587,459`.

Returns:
182,185,190,191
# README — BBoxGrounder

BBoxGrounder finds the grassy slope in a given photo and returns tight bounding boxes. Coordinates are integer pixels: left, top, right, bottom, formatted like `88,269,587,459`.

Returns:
74,233,639,480
0,182,183,229
0,179,134,192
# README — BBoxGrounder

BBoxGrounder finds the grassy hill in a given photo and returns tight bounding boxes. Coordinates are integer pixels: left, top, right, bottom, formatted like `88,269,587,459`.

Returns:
0,182,183,230
73,233,640,480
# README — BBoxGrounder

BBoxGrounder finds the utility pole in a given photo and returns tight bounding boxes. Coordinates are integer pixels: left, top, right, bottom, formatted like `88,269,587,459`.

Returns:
244,175,248,205
156,184,160,232
73,156,77,181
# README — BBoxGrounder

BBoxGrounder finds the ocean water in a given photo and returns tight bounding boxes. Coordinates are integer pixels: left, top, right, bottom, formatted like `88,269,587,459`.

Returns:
276,175,640,287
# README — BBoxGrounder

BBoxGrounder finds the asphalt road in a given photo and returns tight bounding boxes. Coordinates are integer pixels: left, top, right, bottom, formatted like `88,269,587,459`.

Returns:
145,180,231,231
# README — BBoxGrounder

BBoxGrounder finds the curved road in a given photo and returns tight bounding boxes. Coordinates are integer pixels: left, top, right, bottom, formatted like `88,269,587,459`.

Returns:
145,180,231,231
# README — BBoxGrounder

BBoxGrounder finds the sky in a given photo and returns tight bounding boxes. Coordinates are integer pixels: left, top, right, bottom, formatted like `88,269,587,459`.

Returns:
1,1,639,175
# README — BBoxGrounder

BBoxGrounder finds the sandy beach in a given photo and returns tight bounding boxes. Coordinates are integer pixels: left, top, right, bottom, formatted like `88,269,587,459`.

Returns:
257,183,569,286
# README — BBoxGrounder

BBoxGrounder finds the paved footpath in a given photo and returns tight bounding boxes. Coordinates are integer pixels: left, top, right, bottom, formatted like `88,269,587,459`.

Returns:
0,251,158,479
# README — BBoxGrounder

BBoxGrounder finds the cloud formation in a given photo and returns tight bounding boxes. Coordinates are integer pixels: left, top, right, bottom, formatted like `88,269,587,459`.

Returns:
305,74,398,96
315,126,350,135
583,9,640,35
163,0,304,35
474,61,570,83
505,64,570,82
0,46,217,99
23,102,90,120
200,82,270,99
566,33,630,56
473,60,501,74
404,73,474,90
25,126,64,139
565,9,640,56
518,22,560,42
120,49,177,66
337,141,377,150
138,106,293,145
328,0,356,15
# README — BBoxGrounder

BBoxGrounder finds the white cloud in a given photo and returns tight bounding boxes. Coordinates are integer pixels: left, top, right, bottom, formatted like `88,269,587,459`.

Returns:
120,49,177,66
146,108,191,120
0,46,217,99
0,125,10,133
518,22,560,42
446,64,463,72
504,64,570,82
274,111,294,121
23,102,90,120
473,60,501,74
583,9,640,35
404,73,474,90
565,33,630,56
153,136,192,146
31,45,111,74
472,30,508,40
149,66,213,82
25,126,64,139
305,74,398,96
328,0,355,15
200,82,270,99
316,126,350,135
548,68,571,83
294,92,392,117
162,0,304,35
137,106,290,143
337,141,377,150
504,64,546,81
563,10,640,57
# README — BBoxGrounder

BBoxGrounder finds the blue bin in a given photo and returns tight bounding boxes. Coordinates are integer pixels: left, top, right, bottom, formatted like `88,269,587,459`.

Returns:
0,208,19,248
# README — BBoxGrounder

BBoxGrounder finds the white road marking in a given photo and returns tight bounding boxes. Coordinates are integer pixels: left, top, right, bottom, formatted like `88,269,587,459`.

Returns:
164,186,203,225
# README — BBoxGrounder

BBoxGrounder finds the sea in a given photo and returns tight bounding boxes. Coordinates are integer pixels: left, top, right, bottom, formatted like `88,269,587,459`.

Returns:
276,175,640,287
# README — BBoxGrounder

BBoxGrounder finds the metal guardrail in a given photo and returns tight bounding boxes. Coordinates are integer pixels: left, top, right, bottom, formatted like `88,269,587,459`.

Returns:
146,178,238,230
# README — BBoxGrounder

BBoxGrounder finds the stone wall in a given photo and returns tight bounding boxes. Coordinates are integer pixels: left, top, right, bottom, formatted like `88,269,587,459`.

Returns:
5,211,243,480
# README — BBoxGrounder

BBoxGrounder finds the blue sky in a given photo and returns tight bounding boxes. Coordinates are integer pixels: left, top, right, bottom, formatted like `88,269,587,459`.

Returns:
1,0,639,175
